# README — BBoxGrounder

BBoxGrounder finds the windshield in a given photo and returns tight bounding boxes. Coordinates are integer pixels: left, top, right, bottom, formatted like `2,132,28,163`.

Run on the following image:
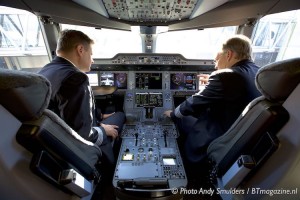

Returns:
61,24,142,58
61,24,237,59
156,27,237,59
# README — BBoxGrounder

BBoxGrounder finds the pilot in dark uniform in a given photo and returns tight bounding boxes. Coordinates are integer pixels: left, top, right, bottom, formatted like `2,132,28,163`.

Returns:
164,35,261,164
39,30,125,165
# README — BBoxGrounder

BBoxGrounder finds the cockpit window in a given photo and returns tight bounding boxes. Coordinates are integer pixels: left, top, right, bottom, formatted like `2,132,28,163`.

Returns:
156,26,237,59
0,6,49,71
61,24,142,58
251,9,300,66
61,24,238,60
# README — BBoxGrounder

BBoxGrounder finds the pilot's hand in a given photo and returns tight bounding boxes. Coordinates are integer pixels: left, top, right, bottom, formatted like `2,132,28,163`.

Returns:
100,123,119,139
197,74,209,85
102,112,115,119
163,110,173,118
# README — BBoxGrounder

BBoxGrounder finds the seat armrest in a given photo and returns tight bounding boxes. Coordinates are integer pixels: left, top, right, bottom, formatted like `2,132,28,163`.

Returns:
30,150,93,197
16,109,102,181
221,155,255,189
209,132,280,188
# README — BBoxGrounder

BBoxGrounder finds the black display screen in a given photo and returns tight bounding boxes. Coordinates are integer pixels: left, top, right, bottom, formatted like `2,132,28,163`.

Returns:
135,73,162,89
170,73,196,90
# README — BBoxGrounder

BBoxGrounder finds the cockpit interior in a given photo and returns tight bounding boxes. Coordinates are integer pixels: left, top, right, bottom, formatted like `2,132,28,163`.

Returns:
1,0,300,200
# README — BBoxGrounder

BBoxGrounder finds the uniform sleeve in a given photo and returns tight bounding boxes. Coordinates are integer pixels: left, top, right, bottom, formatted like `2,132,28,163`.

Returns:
173,72,225,118
93,126,107,145
58,72,105,144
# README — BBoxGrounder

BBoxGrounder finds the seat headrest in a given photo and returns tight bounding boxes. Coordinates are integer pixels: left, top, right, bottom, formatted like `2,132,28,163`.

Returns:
255,58,300,101
0,69,51,120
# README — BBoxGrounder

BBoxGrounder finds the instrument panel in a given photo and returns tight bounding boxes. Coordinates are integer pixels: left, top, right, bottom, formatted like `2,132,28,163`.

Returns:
87,71,201,91
90,54,214,199
89,54,214,122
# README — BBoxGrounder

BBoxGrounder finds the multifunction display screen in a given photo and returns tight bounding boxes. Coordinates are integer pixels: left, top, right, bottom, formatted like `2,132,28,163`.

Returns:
135,92,163,107
170,73,196,90
135,73,162,89
99,72,127,89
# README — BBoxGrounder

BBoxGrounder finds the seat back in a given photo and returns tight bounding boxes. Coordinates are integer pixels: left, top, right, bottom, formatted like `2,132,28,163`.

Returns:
0,69,102,199
208,98,289,176
0,104,76,200
240,82,300,199
207,58,300,187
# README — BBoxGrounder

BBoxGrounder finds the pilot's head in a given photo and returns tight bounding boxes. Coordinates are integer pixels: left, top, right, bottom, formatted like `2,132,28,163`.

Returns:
56,29,94,72
214,35,253,70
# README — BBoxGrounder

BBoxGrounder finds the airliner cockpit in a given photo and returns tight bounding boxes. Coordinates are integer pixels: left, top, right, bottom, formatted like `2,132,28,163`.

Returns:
1,0,300,200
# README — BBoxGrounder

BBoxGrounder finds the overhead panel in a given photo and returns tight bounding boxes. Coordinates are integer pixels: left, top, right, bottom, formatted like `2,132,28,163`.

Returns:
102,0,198,23
72,0,229,25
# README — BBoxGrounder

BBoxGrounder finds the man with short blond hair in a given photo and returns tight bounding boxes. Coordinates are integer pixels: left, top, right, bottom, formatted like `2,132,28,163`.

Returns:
39,29,125,164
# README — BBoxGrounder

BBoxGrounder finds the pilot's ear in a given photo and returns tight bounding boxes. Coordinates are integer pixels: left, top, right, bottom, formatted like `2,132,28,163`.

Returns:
226,49,234,61
76,44,84,56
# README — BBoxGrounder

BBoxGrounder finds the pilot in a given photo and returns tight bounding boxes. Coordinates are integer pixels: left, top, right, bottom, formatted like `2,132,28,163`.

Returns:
38,29,126,166
164,35,261,167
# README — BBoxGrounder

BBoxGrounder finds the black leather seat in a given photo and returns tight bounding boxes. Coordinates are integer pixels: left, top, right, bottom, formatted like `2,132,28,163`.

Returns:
0,69,102,197
207,58,300,191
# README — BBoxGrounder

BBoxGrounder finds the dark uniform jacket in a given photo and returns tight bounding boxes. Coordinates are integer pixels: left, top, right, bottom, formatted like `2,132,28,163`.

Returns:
171,59,261,163
38,56,107,145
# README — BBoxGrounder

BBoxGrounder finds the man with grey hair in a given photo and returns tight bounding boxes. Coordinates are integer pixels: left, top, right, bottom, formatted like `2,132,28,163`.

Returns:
164,35,261,166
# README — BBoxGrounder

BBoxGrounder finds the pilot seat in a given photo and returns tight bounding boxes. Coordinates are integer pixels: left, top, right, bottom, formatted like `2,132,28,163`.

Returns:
0,69,103,200
207,57,300,199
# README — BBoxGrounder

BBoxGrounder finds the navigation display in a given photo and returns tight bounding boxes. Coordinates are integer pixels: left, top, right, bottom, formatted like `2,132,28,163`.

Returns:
99,72,127,89
170,73,196,90
114,73,127,89
135,73,162,89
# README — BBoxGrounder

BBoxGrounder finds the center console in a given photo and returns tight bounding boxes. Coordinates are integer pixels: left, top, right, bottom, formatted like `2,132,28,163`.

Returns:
112,71,189,200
